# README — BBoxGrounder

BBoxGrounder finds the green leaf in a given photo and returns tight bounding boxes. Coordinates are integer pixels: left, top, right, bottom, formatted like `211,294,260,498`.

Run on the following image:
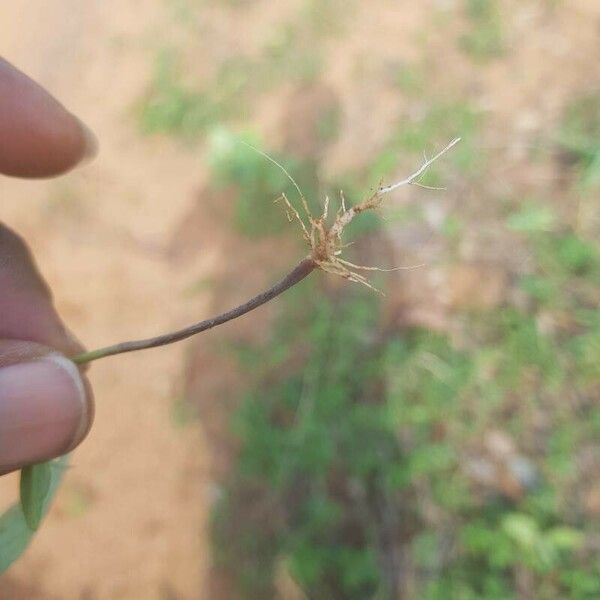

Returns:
507,203,556,233
0,456,68,573
502,513,540,549
20,463,52,531
546,526,584,551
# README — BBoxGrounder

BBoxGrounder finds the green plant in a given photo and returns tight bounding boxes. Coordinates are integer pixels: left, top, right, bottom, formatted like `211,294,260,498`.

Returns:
559,92,600,188
0,457,68,571
212,203,599,597
213,288,398,598
207,129,320,237
370,101,480,188
139,50,222,139
139,3,335,143
394,63,425,96
460,0,505,62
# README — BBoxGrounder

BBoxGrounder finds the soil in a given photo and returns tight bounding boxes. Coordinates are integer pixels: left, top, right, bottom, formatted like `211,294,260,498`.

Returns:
0,1,598,598
0,1,211,597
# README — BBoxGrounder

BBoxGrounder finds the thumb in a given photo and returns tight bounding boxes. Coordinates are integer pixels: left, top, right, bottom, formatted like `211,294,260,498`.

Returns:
0,340,93,475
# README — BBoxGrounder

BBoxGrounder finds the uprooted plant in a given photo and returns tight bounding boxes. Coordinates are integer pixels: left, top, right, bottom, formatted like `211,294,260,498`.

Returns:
71,136,460,364
2,138,459,572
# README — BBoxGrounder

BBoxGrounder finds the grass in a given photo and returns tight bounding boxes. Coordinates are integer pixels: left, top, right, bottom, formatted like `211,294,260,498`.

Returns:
204,114,599,598
206,128,321,237
211,211,599,597
559,92,600,188
367,99,481,191
460,0,505,62
212,285,393,598
393,63,426,97
138,50,224,139
138,0,340,141
138,46,322,141
302,0,357,38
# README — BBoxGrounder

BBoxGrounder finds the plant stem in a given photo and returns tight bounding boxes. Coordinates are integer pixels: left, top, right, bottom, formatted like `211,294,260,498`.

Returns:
72,257,316,365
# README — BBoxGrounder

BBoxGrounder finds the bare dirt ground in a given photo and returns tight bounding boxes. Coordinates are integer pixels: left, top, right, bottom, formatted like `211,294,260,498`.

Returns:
0,1,598,599
0,2,214,597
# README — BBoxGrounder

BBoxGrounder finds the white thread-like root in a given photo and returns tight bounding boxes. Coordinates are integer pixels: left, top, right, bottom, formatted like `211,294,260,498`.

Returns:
378,137,461,194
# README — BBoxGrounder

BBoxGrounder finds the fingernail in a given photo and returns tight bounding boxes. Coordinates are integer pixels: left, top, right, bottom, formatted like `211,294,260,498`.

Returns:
77,118,99,164
0,353,91,471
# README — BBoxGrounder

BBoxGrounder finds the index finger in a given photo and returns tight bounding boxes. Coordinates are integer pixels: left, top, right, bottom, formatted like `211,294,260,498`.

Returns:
0,57,97,178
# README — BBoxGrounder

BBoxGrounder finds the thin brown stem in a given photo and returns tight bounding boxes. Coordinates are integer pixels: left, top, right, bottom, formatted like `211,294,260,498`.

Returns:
72,257,316,365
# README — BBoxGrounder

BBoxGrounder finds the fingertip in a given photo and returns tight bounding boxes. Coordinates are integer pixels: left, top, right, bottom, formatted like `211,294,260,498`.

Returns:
0,345,94,473
77,118,99,166
0,57,98,178
43,352,95,450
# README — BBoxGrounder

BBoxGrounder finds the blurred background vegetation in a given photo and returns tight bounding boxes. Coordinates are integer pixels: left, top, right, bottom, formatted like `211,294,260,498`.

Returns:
142,1,598,598
2,0,598,598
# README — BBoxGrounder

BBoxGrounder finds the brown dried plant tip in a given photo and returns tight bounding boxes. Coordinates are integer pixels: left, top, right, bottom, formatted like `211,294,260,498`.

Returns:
72,137,459,365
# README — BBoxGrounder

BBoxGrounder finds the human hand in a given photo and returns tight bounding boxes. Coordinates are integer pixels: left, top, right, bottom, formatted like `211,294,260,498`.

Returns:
0,57,96,475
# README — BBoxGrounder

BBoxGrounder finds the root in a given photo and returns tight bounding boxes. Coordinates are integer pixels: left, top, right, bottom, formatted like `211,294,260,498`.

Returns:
272,138,460,292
